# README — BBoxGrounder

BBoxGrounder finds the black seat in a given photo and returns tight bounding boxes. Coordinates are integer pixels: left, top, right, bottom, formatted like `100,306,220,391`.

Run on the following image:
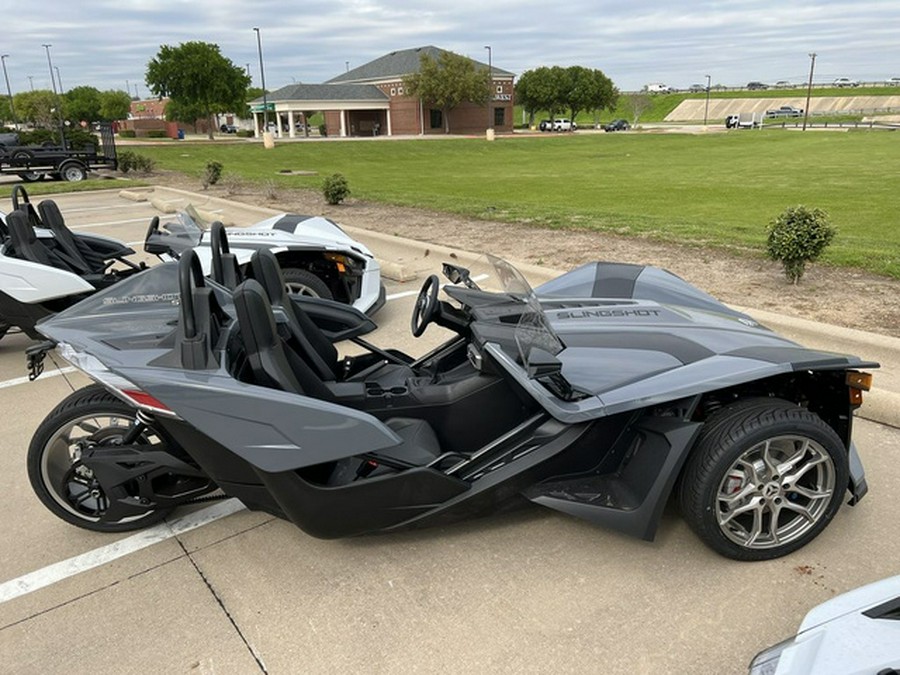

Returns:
249,248,412,384
38,199,136,274
5,210,82,272
232,278,334,399
209,222,241,290
231,277,440,476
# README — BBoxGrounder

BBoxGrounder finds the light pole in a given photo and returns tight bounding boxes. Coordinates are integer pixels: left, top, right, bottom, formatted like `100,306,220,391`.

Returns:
42,44,67,150
27,75,33,91
703,74,711,127
345,61,349,73
802,52,816,131
1,54,19,130
54,66,63,94
484,45,492,130
253,27,269,132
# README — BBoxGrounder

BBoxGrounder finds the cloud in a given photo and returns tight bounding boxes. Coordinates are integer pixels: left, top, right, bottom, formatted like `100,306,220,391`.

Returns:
1,0,897,97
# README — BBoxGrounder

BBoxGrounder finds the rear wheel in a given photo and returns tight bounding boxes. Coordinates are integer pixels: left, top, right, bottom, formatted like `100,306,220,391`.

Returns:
28,385,174,532
281,267,333,300
19,171,44,182
679,398,848,561
59,161,87,182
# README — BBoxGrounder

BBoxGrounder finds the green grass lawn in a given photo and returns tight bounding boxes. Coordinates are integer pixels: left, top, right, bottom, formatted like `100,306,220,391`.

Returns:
132,131,900,278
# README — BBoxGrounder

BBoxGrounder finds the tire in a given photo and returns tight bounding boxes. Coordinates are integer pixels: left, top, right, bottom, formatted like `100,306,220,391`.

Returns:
12,149,33,162
678,398,849,561
281,267,333,300
28,384,174,532
19,171,44,182
59,162,87,182
0,321,10,341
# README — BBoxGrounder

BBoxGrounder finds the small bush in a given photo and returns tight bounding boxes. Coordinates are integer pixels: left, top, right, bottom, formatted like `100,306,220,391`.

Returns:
118,129,137,138
322,173,350,205
220,174,246,196
236,129,254,138
766,205,836,284
117,150,155,174
202,161,223,189
144,129,167,138
318,124,328,137
262,179,279,201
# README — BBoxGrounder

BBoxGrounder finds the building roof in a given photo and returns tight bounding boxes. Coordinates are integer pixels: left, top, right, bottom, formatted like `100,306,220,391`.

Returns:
326,45,514,84
256,83,388,103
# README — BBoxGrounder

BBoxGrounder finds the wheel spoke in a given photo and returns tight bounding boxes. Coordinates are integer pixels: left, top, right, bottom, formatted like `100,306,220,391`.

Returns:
782,501,815,523
719,481,758,507
761,440,779,476
720,495,764,526
776,439,809,476
744,503,767,546
737,458,764,484
788,484,832,502
783,454,827,485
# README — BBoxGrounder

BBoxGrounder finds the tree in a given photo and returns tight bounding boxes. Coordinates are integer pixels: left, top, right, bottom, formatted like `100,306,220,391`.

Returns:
14,90,58,129
64,86,102,124
146,41,250,140
516,67,564,126
624,92,652,126
403,51,490,133
98,90,132,121
766,206,836,284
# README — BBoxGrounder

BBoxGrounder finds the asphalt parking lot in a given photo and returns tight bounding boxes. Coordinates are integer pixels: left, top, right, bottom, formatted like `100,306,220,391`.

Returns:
1,188,898,674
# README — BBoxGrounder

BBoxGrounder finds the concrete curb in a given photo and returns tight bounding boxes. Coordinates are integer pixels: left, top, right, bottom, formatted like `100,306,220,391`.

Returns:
123,189,899,428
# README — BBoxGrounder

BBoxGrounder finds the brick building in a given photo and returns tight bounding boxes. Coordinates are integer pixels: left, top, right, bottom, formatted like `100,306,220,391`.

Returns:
251,46,515,138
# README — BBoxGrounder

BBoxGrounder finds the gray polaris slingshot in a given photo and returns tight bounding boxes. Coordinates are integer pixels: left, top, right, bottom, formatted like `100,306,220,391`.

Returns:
25,244,877,560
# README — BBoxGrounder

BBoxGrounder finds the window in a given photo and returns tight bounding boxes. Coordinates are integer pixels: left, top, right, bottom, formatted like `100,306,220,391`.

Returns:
494,107,505,127
390,88,396,96
430,109,443,129
496,85,503,94
398,87,404,95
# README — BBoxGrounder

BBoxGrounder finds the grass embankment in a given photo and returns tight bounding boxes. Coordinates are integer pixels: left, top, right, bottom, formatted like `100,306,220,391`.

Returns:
516,85,900,126
132,132,899,278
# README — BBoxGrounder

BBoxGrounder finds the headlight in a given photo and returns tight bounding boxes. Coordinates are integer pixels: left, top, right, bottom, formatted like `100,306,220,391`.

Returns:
749,636,796,675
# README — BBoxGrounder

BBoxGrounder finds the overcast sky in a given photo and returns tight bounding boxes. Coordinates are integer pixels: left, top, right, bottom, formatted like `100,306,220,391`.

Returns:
2,0,897,97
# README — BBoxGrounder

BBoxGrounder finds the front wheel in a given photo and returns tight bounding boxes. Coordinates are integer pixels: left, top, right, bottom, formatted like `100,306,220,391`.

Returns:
59,162,87,182
281,267,333,300
678,398,849,561
28,385,174,532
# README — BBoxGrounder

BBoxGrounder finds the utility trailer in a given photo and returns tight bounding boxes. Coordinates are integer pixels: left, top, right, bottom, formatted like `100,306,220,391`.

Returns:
0,123,117,183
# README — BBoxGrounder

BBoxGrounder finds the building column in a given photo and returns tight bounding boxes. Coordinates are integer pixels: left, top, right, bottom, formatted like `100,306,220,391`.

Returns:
386,109,392,136
253,112,260,138
340,110,347,137
288,110,295,138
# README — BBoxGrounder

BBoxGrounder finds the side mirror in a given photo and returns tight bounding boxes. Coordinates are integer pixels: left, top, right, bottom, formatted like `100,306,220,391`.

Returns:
525,347,582,402
442,262,471,285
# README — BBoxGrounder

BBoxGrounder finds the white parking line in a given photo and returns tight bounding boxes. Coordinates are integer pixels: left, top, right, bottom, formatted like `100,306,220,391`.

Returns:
385,289,419,301
52,203,154,215
70,217,152,230
0,500,246,604
0,367,76,390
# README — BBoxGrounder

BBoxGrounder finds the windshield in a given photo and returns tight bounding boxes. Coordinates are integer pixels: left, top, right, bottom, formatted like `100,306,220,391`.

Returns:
145,207,208,256
465,254,563,367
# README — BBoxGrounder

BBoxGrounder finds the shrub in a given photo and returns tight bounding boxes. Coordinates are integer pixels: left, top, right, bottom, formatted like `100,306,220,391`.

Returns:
118,129,137,138
202,161,223,189
766,205,836,284
220,174,246,196
145,129,167,138
117,150,155,174
322,173,350,205
318,124,328,137
262,179,279,201
236,129,254,138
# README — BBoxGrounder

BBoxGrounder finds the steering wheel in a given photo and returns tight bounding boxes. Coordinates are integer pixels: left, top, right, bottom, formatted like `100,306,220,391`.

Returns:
410,275,440,337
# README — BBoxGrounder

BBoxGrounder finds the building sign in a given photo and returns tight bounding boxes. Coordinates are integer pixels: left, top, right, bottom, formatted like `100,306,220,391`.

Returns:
251,103,275,112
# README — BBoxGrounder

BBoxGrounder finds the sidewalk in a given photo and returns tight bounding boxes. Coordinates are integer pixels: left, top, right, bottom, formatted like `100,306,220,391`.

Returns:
144,186,899,428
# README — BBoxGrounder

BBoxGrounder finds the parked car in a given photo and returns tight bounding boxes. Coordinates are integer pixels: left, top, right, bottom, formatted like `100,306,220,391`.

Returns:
553,118,576,131
774,80,794,88
645,83,671,93
747,81,768,90
688,84,706,93
219,124,238,134
726,113,761,129
887,77,900,86
603,119,630,132
538,119,553,132
765,105,804,118
749,575,900,674
833,77,859,88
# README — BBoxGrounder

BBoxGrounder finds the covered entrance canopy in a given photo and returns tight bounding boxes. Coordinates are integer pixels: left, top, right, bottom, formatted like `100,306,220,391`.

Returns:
251,83,390,138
